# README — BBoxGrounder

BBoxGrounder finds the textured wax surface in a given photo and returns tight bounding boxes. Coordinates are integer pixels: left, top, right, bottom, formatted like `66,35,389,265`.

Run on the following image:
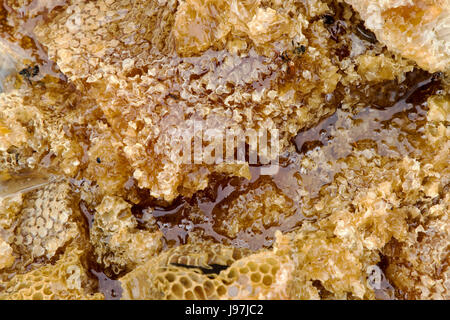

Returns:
0,0,448,300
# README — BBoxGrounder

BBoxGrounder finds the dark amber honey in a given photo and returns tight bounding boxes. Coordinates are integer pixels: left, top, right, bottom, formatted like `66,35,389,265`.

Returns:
0,0,448,300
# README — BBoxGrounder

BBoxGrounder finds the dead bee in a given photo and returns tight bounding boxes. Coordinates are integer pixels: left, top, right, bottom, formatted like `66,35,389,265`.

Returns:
293,45,306,55
19,65,39,84
322,14,335,25
281,51,290,62
291,40,306,55
355,22,377,43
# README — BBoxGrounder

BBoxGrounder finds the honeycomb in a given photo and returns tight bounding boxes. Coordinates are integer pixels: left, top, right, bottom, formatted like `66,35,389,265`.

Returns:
0,192,23,230
0,244,103,300
120,231,374,300
33,0,414,201
90,195,163,275
216,247,296,300
13,181,83,264
0,237,14,270
381,95,450,300
119,243,266,299
84,125,132,197
344,0,450,73
0,0,448,301
0,87,52,173
0,81,88,178
213,178,297,240
383,197,449,300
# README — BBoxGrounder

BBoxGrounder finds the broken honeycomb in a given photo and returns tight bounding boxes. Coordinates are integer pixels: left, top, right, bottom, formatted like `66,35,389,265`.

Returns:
14,181,81,261
33,0,415,201
0,0,449,300
212,178,297,240
90,195,163,275
344,0,450,73
0,243,103,300
0,237,14,270
119,242,258,299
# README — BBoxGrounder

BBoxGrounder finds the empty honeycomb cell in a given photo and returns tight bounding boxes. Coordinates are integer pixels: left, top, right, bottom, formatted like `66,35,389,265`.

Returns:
251,272,261,283
262,275,273,286
31,292,43,300
165,273,176,283
171,283,184,299
185,290,195,299
227,269,237,280
204,280,215,296
271,267,279,276
43,287,52,296
180,276,192,289
34,284,43,291
239,267,249,274
248,261,257,272
194,286,206,299
266,258,278,266
259,264,270,274
217,285,227,297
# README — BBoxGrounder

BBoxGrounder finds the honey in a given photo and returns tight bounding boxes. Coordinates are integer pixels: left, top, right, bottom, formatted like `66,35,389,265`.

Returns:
0,0,448,300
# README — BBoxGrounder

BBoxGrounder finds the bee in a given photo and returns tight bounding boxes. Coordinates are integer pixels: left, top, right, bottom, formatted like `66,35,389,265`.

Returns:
19,65,39,84
291,40,306,56
293,45,306,55
281,51,290,62
322,14,335,25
